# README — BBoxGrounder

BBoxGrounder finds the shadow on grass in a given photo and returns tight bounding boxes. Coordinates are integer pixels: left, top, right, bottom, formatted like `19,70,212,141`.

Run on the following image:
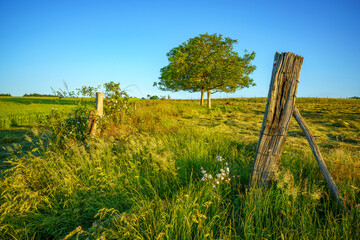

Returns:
0,127,50,174
326,133,360,145
300,110,360,122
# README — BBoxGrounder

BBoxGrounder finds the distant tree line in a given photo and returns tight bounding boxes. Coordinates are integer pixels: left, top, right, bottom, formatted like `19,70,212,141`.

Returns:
23,93,56,97
0,93,11,96
141,94,170,100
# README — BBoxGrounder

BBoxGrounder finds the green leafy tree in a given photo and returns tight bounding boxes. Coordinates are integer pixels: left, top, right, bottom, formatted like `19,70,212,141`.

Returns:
154,33,256,108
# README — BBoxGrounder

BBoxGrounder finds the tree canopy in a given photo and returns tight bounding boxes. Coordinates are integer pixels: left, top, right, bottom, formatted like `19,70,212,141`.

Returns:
154,33,256,107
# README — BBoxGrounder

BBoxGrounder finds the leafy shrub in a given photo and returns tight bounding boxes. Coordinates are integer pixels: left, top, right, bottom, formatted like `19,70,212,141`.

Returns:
48,81,132,146
49,107,89,146
150,95,159,100
103,81,131,122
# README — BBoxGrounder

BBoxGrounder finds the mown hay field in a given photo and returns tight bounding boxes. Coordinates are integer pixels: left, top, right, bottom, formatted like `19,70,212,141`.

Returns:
0,96,359,239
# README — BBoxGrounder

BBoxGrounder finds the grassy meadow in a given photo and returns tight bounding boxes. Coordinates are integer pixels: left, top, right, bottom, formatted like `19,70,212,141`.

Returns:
0,96,359,239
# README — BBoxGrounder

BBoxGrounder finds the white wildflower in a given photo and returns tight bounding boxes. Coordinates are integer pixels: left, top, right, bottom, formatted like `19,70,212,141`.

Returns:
200,157,233,188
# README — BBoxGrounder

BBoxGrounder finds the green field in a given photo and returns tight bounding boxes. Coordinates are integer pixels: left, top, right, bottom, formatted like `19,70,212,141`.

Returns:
0,97,94,162
0,97,359,239
0,96,94,128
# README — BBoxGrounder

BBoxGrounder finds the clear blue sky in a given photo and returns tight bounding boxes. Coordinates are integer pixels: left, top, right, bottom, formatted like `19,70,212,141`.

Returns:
1,0,359,98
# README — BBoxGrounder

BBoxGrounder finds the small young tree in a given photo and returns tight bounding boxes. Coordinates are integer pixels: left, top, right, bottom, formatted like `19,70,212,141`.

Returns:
154,33,256,108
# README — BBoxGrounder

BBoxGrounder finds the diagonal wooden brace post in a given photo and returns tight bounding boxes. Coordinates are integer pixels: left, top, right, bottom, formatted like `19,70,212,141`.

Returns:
293,106,347,209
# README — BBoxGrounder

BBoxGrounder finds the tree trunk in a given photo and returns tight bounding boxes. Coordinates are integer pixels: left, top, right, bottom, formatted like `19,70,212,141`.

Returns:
207,91,211,109
200,90,205,106
251,52,303,187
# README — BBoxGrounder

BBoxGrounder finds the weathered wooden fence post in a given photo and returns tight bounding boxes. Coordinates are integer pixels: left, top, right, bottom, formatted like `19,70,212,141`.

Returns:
89,92,104,135
96,92,104,117
250,52,346,209
251,52,303,187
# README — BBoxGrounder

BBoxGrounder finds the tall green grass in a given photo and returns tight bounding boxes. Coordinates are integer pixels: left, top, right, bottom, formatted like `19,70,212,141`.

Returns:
0,98,359,239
